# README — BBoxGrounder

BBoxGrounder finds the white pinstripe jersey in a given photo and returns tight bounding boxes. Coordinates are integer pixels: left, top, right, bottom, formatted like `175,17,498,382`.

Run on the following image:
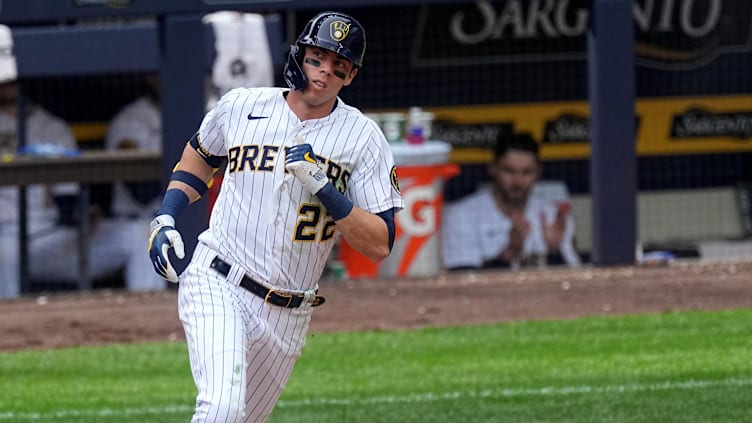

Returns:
195,87,404,291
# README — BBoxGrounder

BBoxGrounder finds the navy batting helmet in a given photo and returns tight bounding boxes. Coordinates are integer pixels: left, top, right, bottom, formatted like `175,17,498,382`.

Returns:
284,11,366,91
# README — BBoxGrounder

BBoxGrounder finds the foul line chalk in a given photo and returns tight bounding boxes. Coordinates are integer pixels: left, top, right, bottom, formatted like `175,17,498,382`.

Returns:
1,377,749,420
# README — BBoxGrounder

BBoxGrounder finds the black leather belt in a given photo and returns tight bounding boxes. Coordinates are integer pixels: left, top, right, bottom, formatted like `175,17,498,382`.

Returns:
210,257,325,308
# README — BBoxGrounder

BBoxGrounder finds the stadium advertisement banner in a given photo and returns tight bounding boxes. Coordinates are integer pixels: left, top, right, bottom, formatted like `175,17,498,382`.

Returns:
413,0,752,71
425,94,752,163
349,0,752,116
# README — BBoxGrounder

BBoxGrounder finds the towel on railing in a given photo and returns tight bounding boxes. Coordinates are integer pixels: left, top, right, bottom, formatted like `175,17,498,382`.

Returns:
204,11,274,98
0,24,17,84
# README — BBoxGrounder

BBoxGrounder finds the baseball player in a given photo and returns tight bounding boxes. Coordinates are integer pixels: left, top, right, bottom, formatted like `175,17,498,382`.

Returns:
148,11,403,422
442,132,580,270
103,75,166,291
0,74,155,297
105,75,162,220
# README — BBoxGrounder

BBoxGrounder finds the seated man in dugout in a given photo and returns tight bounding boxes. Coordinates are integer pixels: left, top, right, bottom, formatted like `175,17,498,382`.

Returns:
441,132,581,271
0,27,161,297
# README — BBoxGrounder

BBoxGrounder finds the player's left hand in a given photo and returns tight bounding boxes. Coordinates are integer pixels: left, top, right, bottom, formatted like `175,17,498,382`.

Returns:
285,143,329,194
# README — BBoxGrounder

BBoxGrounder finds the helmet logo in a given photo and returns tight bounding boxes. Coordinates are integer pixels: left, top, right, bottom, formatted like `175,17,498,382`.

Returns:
330,21,350,42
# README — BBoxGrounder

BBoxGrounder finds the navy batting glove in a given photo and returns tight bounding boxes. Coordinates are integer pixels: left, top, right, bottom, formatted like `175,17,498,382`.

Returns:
285,142,316,166
148,215,185,283
285,142,328,194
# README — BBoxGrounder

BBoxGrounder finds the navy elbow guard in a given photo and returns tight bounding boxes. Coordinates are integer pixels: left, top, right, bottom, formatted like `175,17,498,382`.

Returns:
172,170,209,196
157,170,208,218
377,208,396,251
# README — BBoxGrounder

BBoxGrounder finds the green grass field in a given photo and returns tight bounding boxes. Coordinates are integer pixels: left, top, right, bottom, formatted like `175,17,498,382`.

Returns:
1,309,751,422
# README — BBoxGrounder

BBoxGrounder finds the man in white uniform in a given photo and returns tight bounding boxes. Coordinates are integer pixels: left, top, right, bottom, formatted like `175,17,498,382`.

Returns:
105,75,163,219
104,75,165,291
147,11,403,422
0,22,158,297
0,80,156,297
442,132,581,270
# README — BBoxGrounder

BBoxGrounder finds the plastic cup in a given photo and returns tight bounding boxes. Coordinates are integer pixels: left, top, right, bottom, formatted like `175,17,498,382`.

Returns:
381,112,406,143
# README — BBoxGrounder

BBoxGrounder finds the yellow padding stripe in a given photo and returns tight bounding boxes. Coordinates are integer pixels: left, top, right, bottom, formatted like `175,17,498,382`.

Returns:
71,122,108,142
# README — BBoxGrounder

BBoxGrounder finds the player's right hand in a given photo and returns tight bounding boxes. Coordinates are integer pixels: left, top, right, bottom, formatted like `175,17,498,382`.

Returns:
148,214,185,283
285,143,329,195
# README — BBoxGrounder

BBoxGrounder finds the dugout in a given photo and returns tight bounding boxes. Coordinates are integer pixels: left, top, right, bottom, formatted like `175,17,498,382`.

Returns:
4,0,749,292
0,2,292,292
0,1,497,294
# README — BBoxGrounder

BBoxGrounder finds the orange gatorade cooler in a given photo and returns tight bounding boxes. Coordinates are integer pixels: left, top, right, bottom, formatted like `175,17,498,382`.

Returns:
340,141,458,278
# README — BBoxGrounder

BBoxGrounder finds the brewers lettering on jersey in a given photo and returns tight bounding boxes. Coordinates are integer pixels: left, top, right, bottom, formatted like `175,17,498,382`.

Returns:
147,11,403,422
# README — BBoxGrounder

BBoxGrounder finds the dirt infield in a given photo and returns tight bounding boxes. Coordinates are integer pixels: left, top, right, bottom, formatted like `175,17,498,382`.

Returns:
1,261,751,352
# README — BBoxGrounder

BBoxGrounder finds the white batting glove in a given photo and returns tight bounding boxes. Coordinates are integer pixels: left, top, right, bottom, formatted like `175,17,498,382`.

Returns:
284,143,328,195
148,214,185,283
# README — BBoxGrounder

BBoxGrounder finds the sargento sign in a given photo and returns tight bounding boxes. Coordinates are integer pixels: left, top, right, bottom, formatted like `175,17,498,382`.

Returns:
671,109,752,139
412,0,752,70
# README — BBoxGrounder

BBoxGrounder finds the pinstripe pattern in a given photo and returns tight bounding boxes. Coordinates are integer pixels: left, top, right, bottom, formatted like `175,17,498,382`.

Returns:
197,87,402,291
178,86,403,421
180,242,311,422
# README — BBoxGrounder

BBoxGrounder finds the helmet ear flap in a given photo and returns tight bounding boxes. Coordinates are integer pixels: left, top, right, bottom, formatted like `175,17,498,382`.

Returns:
283,43,308,91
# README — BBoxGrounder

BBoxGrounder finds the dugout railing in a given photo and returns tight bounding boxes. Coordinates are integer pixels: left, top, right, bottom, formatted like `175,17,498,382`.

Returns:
8,0,747,292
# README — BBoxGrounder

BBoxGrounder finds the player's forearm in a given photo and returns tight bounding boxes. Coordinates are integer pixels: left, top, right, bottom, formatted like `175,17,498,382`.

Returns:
156,145,216,219
336,208,391,262
166,146,216,201
283,142,394,261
